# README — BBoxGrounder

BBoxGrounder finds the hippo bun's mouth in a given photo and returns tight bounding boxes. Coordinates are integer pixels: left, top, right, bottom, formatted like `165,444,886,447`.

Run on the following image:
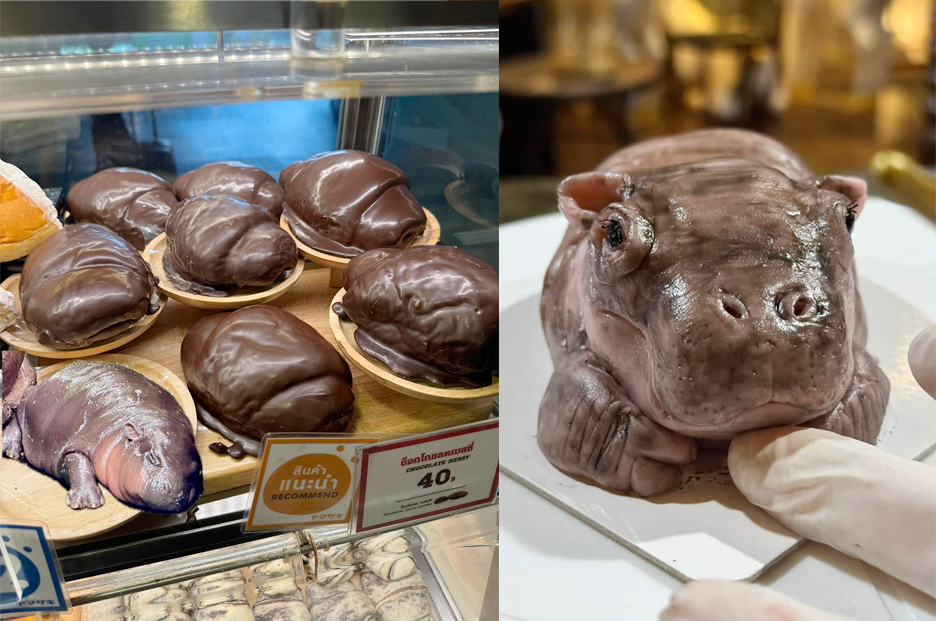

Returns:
648,378,844,440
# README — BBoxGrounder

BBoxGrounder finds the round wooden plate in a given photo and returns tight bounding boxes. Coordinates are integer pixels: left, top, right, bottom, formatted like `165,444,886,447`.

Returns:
0,275,167,359
328,288,499,404
0,354,198,542
143,233,305,309
279,208,441,269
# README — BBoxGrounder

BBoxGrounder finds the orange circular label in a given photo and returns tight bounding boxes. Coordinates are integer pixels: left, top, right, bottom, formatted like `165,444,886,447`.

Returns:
263,454,351,515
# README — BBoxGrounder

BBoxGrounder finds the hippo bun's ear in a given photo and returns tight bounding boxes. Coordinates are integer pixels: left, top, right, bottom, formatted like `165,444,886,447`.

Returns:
590,203,654,278
558,172,633,230
816,175,868,221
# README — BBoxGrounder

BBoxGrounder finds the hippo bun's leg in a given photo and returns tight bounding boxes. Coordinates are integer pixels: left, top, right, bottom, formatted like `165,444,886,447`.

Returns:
59,452,105,510
2,417,24,461
803,347,890,444
538,352,697,496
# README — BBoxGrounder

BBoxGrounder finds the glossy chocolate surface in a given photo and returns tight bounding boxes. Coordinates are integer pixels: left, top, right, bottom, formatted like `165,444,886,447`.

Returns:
164,195,297,296
67,168,179,250
334,246,498,387
280,151,427,258
19,223,159,348
173,162,285,217
181,305,355,455
9,361,202,513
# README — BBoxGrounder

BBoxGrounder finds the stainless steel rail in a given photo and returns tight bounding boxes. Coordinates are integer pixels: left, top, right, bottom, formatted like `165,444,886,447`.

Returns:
67,531,308,606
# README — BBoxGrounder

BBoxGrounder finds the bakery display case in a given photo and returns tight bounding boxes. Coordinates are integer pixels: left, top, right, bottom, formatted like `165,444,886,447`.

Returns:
0,2,498,618
20,505,498,621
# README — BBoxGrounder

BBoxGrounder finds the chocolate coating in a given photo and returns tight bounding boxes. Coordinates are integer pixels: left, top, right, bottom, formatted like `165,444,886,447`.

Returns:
67,168,179,249
280,151,427,258
19,223,159,348
173,162,285,217
164,195,298,295
8,361,202,513
181,305,355,455
334,246,498,387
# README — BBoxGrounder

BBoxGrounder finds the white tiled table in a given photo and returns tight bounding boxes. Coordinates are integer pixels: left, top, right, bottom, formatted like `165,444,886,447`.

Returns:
499,199,936,621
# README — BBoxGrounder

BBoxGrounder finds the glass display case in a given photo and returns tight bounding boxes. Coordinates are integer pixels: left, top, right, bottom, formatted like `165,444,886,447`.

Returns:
0,3,498,619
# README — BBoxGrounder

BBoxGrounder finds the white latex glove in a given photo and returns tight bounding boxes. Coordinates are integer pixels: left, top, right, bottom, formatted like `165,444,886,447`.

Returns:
659,580,852,621
728,426,936,598
909,323,936,399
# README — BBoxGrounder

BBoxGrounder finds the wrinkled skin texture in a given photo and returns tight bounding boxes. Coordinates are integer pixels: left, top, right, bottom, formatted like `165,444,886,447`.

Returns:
173,161,286,218
181,305,355,455
3,361,202,513
20,223,159,348
67,168,179,250
164,195,298,296
333,246,499,387
540,129,890,496
280,151,427,258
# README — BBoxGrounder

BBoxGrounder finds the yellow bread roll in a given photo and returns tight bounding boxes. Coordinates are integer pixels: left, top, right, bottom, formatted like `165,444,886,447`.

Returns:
0,159,62,262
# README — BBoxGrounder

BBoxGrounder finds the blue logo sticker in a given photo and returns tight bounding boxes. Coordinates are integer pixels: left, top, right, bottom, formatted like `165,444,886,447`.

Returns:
0,524,68,614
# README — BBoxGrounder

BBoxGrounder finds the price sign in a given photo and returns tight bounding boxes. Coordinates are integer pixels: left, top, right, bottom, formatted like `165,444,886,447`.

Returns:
244,434,382,532
353,420,499,533
0,521,69,617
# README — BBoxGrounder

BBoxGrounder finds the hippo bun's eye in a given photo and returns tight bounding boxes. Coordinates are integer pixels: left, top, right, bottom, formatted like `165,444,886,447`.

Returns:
845,204,856,233
146,451,161,468
607,221,624,248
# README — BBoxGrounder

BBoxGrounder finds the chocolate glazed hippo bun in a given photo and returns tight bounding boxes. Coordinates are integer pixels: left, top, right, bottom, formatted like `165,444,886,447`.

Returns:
181,305,355,455
173,161,286,217
67,168,179,250
20,223,159,348
333,246,499,387
280,151,427,258
163,195,298,296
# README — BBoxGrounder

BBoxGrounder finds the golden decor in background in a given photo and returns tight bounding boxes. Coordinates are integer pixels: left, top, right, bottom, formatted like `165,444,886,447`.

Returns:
499,0,932,199
543,0,667,75
870,151,936,220
780,0,894,113
885,0,933,66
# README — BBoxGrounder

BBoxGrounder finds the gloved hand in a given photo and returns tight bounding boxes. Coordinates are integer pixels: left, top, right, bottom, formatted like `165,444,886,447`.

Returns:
728,426,936,598
909,323,936,399
660,580,852,621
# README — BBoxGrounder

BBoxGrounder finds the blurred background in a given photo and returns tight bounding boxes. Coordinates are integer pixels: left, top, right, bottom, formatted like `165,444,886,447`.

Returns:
499,0,935,222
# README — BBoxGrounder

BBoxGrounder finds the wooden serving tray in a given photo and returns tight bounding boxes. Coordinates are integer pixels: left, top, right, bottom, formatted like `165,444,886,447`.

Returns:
34,264,495,501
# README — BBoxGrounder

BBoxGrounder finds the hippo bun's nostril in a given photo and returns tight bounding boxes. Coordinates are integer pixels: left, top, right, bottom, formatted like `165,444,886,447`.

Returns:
777,290,816,321
717,292,747,320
